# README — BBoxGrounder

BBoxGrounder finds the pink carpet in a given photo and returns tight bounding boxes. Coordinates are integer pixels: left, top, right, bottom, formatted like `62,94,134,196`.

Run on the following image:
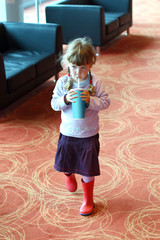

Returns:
0,0,160,239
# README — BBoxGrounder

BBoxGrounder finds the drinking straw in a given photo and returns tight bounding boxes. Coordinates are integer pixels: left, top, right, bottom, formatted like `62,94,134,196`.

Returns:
78,78,80,89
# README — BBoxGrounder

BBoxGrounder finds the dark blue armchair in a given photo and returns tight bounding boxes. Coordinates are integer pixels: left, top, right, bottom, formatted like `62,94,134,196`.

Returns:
45,0,132,50
0,22,62,110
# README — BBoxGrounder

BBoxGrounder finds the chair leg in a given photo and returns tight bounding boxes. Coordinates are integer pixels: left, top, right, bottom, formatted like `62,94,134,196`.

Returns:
96,46,100,56
126,28,130,35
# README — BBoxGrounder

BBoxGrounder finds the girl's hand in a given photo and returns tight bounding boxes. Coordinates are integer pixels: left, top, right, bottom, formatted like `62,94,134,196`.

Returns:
81,90,90,104
65,89,78,104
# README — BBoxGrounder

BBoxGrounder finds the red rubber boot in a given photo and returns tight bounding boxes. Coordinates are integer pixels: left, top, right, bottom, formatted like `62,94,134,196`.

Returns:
65,174,77,192
80,179,94,216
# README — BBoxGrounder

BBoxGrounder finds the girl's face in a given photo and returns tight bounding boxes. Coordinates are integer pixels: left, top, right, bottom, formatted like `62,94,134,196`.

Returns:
69,63,91,82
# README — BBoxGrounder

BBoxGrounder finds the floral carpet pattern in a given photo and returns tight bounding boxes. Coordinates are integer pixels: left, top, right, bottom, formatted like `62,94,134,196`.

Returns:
0,0,160,239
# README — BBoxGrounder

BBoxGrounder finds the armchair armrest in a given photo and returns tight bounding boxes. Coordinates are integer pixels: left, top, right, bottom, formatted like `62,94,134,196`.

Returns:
46,5,106,46
92,0,131,13
0,54,7,89
0,23,9,52
0,53,8,108
3,22,62,54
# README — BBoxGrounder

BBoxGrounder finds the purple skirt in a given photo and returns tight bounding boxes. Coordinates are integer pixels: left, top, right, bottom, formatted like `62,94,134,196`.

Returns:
54,133,100,177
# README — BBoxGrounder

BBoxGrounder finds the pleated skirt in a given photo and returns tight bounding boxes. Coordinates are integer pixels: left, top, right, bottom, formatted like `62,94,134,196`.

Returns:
54,133,100,177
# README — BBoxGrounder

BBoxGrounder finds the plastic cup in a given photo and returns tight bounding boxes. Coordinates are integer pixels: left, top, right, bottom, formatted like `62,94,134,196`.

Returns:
72,89,85,119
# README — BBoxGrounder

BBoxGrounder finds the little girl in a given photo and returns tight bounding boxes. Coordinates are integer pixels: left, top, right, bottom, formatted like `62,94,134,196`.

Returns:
51,37,110,216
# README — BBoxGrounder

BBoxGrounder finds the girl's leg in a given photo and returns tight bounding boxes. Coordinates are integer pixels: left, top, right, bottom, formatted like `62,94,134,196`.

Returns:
65,172,72,176
80,176,95,216
82,176,95,183
64,173,77,192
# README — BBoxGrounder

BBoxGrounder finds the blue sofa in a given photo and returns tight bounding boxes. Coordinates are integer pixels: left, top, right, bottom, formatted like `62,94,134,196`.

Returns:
45,0,132,49
0,22,62,110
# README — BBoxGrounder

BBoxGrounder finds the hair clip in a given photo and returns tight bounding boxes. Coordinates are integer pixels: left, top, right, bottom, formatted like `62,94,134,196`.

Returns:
88,70,95,95
67,67,70,77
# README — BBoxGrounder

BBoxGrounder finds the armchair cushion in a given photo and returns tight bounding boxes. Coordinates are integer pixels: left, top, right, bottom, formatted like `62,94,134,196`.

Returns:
105,16,119,34
4,50,56,93
4,50,36,93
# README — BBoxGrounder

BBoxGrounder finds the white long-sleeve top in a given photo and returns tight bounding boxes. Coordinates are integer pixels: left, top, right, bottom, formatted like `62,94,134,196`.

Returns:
51,74,110,138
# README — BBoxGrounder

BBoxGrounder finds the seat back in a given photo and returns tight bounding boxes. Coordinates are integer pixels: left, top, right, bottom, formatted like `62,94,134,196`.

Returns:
46,5,105,46
3,22,62,53
55,0,91,4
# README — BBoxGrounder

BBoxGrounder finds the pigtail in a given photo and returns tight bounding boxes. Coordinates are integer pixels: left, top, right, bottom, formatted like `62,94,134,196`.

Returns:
64,67,73,91
88,70,95,95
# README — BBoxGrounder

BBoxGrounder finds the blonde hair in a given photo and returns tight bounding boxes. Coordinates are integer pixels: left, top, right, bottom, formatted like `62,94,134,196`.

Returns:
60,37,96,92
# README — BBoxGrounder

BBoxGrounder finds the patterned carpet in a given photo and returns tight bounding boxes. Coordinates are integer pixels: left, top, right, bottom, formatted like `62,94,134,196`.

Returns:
1,0,160,239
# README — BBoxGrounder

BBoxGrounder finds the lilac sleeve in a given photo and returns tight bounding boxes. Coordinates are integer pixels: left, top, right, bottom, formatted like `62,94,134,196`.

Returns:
88,78,110,111
51,77,68,111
